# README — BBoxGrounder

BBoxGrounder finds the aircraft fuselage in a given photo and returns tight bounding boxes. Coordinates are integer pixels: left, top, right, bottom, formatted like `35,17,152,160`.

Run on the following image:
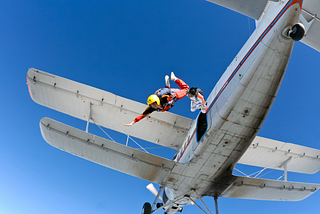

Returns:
164,0,302,212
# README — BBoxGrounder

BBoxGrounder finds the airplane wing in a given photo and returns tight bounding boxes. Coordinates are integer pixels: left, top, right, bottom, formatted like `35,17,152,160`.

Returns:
237,136,320,174
206,0,320,53
221,176,320,201
27,68,192,150
40,117,196,189
205,0,269,20
40,117,180,184
300,0,320,52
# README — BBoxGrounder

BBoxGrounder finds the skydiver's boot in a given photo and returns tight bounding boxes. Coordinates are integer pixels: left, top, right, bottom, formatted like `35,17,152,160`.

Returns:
165,75,170,88
171,71,178,81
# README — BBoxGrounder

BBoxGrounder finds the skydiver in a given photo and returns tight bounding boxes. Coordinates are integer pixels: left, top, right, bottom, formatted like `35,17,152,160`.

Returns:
124,72,189,126
187,87,208,114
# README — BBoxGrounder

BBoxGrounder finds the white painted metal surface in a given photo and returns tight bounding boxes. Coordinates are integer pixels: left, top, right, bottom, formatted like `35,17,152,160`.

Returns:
39,117,208,197
238,136,320,174
27,68,192,150
40,117,178,183
206,0,269,20
300,0,320,52
206,0,320,52
221,176,320,201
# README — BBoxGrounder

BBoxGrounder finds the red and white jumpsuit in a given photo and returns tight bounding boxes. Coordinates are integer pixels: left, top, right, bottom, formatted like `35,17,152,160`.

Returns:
133,78,189,123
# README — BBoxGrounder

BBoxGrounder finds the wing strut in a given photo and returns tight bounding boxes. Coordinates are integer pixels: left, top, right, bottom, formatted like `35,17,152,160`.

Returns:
151,186,164,211
85,102,92,133
188,197,214,214
279,157,292,181
87,113,150,153
188,191,214,214
214,197,219,214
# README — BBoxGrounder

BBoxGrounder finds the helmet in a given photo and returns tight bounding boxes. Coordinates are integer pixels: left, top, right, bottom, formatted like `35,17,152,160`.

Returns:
188,87,203,98
188,87,197,96
147,95,160,105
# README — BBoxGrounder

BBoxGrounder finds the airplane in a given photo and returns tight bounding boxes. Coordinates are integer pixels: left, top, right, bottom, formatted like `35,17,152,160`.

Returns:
26,0,320,213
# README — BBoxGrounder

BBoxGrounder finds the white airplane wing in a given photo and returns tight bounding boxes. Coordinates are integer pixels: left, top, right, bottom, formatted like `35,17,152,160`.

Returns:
40,118,199,189
221,176,320,201
206,0,269,20
238,136,320,174
27,68,192,150
40,117,196,189
40,117,180,184
300,0,320,52
206,0,320,53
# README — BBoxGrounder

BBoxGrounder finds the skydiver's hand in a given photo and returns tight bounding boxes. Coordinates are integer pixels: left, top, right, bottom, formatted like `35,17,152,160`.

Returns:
124,121,135,126
200,104,207,113
171,93,176,99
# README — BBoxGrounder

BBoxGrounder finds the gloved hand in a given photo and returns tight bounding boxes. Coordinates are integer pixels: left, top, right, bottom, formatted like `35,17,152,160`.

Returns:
200,104,207,113
170,93,176,99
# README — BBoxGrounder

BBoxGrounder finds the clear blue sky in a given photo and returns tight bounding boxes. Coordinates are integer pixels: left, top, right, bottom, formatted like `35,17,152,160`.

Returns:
1,0,319,214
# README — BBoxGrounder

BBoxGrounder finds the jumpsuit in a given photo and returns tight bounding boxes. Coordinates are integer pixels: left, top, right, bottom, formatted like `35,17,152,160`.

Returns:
133,78,189,123
190,92,207,114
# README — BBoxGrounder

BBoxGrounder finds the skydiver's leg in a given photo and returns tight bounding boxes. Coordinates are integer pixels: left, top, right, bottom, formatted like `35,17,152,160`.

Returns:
165,75,170,88
174,79,189,99
170,72,189,100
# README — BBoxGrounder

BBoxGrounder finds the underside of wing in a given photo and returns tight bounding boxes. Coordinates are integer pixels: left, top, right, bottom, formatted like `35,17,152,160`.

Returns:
40,117,180,184
221,176,320,201
206,0,269,20
238,136,320,174
27,68,192,150
40,117,201,191
300,0,320,52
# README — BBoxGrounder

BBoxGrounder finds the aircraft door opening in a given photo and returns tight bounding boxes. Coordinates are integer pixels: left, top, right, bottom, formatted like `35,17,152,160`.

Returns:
197,113,207,142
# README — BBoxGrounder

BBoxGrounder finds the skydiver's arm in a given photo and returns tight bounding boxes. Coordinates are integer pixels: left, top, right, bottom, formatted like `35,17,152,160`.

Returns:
197,93,206,106
124,106,155,126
